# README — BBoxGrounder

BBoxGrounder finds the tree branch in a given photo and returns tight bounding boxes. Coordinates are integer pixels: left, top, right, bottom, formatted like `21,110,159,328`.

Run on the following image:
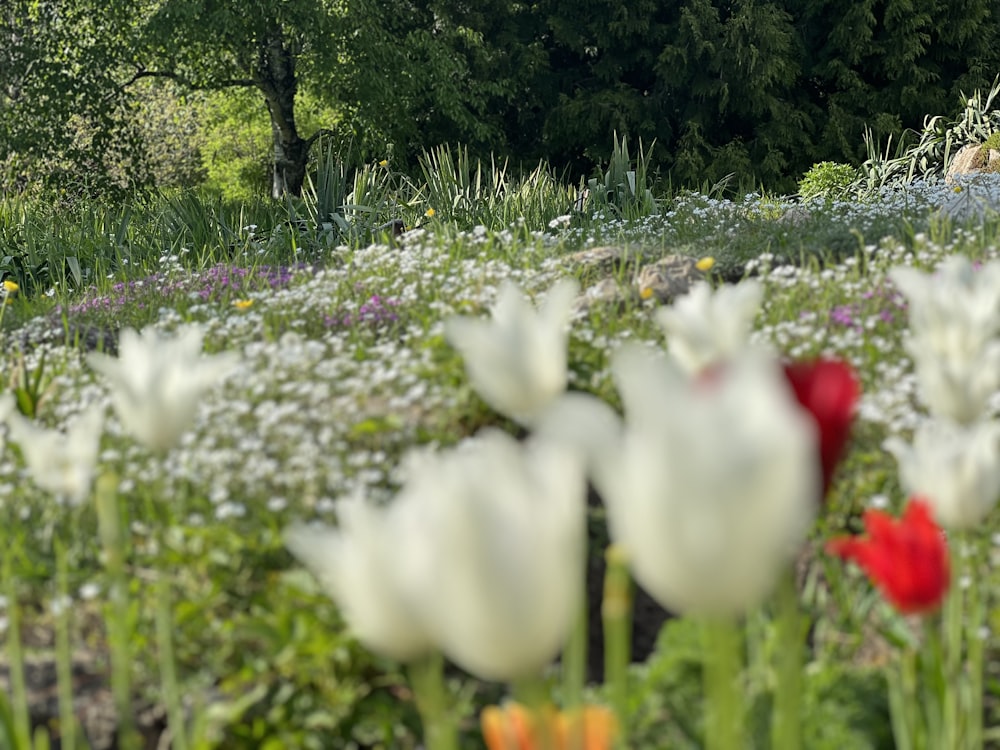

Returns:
119,68,255,92
305,128,339,148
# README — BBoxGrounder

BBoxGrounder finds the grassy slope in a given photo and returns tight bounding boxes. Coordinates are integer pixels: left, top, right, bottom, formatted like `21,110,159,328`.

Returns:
0,175,998,747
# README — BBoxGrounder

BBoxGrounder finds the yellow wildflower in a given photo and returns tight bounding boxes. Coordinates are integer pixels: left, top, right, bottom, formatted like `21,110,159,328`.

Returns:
696,256,716,272
232,299,254,310
379,159,389,167
3,280,19,293
639,286,655,301
425,208,436,218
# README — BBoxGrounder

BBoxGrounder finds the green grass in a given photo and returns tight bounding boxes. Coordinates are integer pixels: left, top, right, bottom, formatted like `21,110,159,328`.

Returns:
0,157,999,748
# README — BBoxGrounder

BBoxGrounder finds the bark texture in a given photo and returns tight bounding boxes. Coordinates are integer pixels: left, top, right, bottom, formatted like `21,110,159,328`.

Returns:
254,32,308,198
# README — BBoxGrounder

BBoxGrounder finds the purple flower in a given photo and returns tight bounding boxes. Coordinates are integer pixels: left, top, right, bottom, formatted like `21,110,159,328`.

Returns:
829,305,857,327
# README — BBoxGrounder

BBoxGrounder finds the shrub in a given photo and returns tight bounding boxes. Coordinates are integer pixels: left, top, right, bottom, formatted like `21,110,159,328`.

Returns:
798,162,857,202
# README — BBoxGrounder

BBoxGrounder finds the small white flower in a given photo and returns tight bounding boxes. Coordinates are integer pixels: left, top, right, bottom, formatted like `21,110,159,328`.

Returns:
655,280,765,374
445,279,579,426
391,430,587,681
78,583,101,600
598,345,819,616
285,494,434,663
885,419,1000,529
87,325,238,452
6,405,104,505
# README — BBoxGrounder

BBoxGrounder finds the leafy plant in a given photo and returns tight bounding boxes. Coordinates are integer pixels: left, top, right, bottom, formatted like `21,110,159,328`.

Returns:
799,162,858,202
852,77,1000,196
586,133,657,220
6,349,56,419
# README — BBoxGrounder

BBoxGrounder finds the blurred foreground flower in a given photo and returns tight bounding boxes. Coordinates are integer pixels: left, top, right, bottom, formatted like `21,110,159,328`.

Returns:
827,499,949,615
286,430,585,682
783,358,860,499
445,279,579,426
655,280,764,374
481,702,616,750
884,419,1000,530
6,404,104,505
889,257,1000,423
87,325,238,452
285,494,433,662
392,430,586,681
598,346,819,616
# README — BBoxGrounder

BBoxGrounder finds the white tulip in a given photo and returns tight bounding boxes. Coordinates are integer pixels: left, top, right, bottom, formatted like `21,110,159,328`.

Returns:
891,257,1000,342
391,429,587,682
0,392,15,446
906,348,1000,424
285,493,434,663
885,418,1000,529
654,280,764,374
599,345,819,616
444,279,579,426
7,405,104,505
87,326,238,451
890,257,1000,422
532,390,624,503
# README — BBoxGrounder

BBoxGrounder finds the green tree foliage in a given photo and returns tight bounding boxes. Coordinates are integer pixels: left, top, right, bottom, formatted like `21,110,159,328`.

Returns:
518,0,814,186
0,0,150,197
132,0,356,197
531,0,1000,190
790,0,1000,169
340,0,549,169
3,0,1000,196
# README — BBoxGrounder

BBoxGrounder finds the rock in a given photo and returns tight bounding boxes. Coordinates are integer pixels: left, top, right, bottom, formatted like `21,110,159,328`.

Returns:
563,246,654,285
562,248,709,317
572,278,635,314
945,144,1000,183
778,206,812,226
635,255,702,304
938,182,1000,223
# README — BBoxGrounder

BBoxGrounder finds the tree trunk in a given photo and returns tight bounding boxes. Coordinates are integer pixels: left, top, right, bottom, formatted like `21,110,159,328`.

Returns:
254,31,308,199
269,116,308,199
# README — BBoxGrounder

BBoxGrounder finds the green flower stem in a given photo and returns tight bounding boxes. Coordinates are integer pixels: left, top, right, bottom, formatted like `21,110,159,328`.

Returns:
887,646,919,750
95,472,140,750
510,677,557,750
561,570,587,712
965,541,985,750
939,535,984,750
701,616,745,750
941,571,963,749
602,545,632,748
771,569,802,750
511,675,550,709
407,652,457,750
3,555,31,749
55,542,77,750
155,576,189,750
921,613,944,746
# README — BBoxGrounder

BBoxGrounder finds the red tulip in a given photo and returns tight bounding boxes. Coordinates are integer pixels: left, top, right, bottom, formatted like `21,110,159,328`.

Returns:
826,498,950,615
783,359,860,499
